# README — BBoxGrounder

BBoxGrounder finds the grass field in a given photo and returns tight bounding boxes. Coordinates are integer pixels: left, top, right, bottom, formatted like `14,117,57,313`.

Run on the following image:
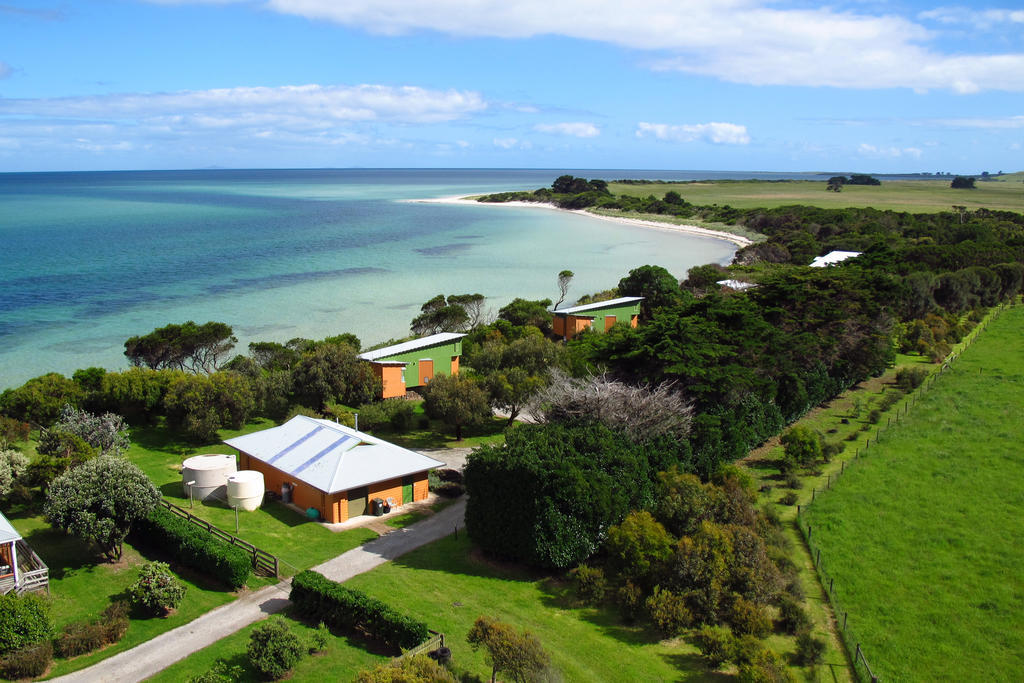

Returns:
800,305,1024,681
607,175,1024,213
148,534,754,682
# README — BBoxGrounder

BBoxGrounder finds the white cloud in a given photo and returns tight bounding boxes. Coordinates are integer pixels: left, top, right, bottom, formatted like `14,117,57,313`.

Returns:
636,121,750,145
918,7,1024,29
533,122,600,138
253,0,1024,93
858,143,923,159
493,137,518,149
927,115,1024,129
0,62,11,79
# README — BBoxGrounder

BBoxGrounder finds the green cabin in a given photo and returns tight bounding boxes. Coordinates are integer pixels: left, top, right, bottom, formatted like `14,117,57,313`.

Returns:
358,332,465,398
551,296,643,340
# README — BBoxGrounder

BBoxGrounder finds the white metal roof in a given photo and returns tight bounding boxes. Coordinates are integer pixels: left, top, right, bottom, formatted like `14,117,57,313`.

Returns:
224,416,445,494
357,332,466,362
552,296,644,316
809,250,861,268
0,511,22,544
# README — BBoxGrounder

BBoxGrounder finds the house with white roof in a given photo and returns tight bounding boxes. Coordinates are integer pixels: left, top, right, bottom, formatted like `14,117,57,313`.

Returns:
357,332,465,399
224,416,445,523
551,296,643,340
0,511,48,595
809,250,861,268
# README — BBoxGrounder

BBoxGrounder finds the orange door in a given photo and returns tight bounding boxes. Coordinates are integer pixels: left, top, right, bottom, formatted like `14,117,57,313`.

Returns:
605,315,617,331
419,359,434,385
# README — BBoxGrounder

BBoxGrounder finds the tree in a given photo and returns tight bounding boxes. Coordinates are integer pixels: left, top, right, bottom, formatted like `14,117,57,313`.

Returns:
291,344,378,411
128,561,186,615
617,265,682,317
467,616,550,683
410,294,483,335
826,176,845,192
163,371,256,442
44,455,160,561
780,425,822,468
605,511,673,587
497,298,553,332
0,450,29,498
247,617,305,681
422,374,491,441
124,321,237,373
469,333,564,424
950,176,976,189
47,404,130,456
554,270,574,310
0,373,83,426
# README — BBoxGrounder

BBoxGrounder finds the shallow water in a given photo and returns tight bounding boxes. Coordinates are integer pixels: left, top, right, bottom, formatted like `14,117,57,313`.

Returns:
0,169,815,388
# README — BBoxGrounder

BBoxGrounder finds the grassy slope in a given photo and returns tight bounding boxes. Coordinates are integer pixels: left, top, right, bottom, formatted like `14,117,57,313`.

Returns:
802,306,1024,681
150,534,733,682
607,178,1024,213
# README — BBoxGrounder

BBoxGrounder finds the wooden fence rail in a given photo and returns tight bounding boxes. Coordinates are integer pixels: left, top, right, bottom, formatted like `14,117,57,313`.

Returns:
159,499,280,577
400,630,446,660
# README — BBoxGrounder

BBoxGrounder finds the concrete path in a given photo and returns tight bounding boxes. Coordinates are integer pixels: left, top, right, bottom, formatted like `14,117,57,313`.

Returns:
52,498,467,683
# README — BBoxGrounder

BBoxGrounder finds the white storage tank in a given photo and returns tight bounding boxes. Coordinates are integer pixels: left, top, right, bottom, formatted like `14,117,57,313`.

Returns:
181,454,237,502
227,470,265,511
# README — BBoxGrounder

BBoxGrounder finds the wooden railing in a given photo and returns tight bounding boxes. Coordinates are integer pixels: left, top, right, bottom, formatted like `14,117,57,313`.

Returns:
400,630,445,659
159,499,280,577
15,540,48,594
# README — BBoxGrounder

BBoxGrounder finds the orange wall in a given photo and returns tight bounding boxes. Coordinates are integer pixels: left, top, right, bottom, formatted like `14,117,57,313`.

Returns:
369,477,403,506
377,364,406,399
552,315,566,337
450,355,459,375
413,473,429,501
568,316,593,337
630,314,639,328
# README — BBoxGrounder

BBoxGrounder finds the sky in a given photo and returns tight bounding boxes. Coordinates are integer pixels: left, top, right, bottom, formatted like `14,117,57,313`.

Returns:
0,0,1021,173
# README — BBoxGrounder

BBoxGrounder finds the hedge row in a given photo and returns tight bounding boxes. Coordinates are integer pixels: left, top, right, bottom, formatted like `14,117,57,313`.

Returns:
131,507,251,588
290,571,428,651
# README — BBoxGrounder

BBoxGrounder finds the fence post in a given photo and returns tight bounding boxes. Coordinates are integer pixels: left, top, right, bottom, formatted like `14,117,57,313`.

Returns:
829,577,834,594
816,548,821,567
843,612,848,630
808,525,812,541
841,461,845,473
812,488,816,502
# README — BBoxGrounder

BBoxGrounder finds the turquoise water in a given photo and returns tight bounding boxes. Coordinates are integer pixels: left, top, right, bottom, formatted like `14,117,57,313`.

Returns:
0,169,816,389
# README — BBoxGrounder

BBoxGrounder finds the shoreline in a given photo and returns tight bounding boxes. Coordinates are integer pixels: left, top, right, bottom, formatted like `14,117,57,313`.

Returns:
409,195,754,248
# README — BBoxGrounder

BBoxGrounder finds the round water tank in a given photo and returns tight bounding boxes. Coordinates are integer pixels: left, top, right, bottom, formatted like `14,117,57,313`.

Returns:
227,470,265,511
182,454,237,502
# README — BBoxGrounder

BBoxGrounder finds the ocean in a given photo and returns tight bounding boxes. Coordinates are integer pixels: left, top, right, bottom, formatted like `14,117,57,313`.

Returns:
0,168,829,389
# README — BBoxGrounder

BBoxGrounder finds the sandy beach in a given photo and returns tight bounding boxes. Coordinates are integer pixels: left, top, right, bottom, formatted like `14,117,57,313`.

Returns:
411,195,754,248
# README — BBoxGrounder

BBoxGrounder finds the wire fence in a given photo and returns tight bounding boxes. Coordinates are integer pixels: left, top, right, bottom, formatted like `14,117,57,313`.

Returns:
792,299,1014,682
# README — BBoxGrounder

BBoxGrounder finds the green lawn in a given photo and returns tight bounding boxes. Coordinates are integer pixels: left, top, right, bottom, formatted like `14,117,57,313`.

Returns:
147,534,744,682
4,512,237,679
606,178,1024,213
801,305,1024,681
127,420,378,575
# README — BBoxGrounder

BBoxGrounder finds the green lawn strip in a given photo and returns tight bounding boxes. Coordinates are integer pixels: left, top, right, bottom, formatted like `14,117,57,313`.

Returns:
605,179,1024,213
4,514,237,679
145,612,385,683
801,305,1024,681
378,415,507,450
126,420,379,575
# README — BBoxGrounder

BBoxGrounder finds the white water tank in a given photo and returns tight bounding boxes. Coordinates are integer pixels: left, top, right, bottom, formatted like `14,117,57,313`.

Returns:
181,454,237,501
227,470,265,511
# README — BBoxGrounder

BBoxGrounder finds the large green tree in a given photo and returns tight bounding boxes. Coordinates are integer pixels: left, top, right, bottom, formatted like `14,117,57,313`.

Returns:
44,455,160,561
422,374,491,441
124,320,237,373
617,265,682,318
466,616,550,683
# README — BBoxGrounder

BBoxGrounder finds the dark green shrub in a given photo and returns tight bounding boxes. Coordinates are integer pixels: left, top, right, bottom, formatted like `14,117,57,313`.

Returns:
355,400,416,432
784,472,801,489
0,640,53,679
738,648,796,682
733,634,764,666
434,482,464,498
778,492,798,506
867,409,882,424
777,594,810,634
132,508,251,588
308,622,329,654
895,367,928,392
645,586,692,636
128,561,186,615
794,631,826,666
290,571,428,651
189,659,244,683
616,580,644,622
570,564,607,604
103,602,130,643
692,625,735,668
247,617,305,681
0,592,52,656
729,597,772,637
821,441,843,462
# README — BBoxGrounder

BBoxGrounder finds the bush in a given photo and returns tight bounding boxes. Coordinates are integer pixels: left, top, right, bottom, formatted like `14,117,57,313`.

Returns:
0,640,53,679
783,471,802,489
54,621,108,658
0,592,53,656
895,367,928,392
616,580,644,622
821,441,843,462
132,507,251,588
308,622,329,654
355,655,458,682
867,409,882,424
780,426,822,466
733,634,765,666
777,594,810,634
290,571,429,651
645,586,692,636
247,617,305,681
794,631,826,666
128,561,186,615
435,468,463,484
729,597,772,637
356,400,416,432
189,659,244,683
571,564,607,604
778,492,798,506
103,602,130,643
738,648,796,682
434,482,465,498
692,625,735,668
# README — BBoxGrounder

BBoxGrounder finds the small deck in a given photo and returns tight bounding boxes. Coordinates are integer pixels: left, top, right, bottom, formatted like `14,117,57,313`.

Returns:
0,540,49,595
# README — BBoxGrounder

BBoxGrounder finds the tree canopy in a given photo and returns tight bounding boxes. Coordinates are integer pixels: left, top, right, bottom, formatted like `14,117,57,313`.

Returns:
124,321,237,373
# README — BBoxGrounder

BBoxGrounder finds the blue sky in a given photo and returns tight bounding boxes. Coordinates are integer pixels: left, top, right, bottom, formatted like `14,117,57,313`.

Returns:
0,0,1021,172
